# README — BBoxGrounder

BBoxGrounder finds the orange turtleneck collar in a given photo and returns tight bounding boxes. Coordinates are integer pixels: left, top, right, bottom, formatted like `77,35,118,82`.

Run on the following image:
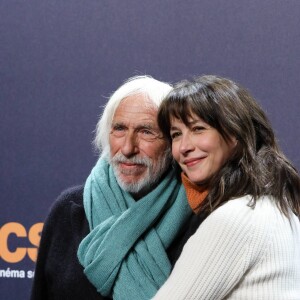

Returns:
181,172,209,213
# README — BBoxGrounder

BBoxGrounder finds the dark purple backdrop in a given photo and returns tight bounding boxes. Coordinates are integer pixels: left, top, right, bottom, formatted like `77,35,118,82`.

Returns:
1,0,299,299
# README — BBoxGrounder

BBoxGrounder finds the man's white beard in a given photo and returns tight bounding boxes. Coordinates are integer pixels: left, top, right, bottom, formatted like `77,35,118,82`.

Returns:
110,151,171,195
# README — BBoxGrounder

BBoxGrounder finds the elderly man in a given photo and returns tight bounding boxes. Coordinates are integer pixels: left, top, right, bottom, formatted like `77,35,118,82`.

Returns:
31,76,195,300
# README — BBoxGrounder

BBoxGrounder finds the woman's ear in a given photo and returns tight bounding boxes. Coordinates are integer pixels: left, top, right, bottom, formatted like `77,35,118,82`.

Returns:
233,138,238,147
228,135,238,148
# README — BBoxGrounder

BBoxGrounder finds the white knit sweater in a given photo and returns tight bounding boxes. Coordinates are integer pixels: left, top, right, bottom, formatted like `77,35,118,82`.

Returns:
152,195,300,300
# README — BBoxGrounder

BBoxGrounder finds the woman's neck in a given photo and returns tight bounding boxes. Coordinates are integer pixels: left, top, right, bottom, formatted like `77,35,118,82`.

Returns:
181,173,208,213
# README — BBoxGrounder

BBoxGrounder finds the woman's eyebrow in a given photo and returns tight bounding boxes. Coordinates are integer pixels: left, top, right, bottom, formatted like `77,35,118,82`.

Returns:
170,125,180,131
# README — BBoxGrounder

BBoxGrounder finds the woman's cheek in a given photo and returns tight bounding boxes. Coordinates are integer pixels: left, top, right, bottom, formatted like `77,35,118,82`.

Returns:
171,142,180,162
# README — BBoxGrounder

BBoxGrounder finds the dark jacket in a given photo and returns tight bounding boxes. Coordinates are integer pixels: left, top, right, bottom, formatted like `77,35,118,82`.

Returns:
30,185,206,300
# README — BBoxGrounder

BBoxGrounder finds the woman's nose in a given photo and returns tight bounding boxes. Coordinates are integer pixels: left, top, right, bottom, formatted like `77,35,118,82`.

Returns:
179,132,194,154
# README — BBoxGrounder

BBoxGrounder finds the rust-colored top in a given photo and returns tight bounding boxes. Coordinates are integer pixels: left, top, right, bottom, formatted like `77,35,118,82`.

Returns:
181,173,208,213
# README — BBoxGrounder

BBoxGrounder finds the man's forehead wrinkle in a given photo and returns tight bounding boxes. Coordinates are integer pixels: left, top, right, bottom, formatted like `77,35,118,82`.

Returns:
118,99,157,113
116,106,157,116
112,95,160,132
121,94,157,106
112,112,158,126
112,120,157,130
138,123,155,129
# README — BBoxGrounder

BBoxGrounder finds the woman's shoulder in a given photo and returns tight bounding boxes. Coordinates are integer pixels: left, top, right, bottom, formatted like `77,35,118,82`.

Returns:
205,195,298,248
211,195,278,219
201,195,282,241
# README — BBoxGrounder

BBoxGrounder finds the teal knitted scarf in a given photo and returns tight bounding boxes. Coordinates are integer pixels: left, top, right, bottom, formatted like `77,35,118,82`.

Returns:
77,158,192,299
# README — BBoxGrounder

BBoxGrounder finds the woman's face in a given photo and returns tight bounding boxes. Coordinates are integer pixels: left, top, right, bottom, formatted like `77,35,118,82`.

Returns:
170,114,237,186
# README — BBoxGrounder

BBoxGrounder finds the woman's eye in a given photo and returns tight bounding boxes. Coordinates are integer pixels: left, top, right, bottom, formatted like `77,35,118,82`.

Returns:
193,126,205,132
170,132,181,140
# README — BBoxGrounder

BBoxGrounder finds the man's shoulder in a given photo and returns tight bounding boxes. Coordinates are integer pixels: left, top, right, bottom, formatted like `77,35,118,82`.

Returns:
49,185,85,215
43,185,86,232
58,185,84,204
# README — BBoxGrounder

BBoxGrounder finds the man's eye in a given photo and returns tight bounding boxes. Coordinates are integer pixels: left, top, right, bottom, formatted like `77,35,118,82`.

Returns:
140,129,154,135
113,125,125,131
111,125,126,136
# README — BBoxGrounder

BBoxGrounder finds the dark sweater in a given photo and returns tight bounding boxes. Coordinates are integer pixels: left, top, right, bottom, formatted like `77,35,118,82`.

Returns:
30,185,206,300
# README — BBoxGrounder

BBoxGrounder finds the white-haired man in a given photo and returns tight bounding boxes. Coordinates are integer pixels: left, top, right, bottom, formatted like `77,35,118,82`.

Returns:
31,76,201,300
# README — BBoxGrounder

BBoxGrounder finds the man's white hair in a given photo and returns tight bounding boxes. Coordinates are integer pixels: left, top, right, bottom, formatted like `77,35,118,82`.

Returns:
94,75,172,158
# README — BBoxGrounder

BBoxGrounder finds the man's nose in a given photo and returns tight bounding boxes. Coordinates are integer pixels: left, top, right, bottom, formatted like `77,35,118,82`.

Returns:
121,132,139,157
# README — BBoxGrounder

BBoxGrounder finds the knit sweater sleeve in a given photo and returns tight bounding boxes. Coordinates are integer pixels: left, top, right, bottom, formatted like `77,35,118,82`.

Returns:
30,186,84,300
152,196,270,300
30,186,110,300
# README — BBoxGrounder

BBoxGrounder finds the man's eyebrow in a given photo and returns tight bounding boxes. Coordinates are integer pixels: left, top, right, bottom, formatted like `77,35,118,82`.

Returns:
111,122,160,132
135,123,161,131
137,123,154,129
111,121,126,127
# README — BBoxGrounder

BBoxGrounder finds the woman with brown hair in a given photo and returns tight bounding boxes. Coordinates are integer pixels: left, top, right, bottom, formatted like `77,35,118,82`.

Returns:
153,75,300,299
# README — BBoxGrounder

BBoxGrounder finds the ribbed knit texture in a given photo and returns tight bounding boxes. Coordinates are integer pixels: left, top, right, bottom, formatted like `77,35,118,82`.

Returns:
181,173,208,213
77,158,192,300
153,195,300,299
